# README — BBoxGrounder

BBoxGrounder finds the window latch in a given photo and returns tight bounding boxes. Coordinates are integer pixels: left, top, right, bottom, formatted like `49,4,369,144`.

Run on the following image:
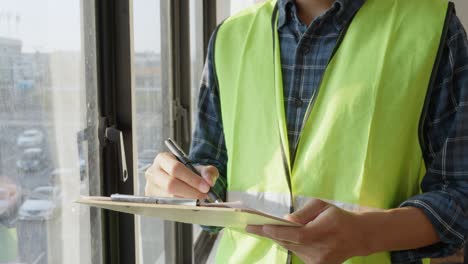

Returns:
105,127,129,182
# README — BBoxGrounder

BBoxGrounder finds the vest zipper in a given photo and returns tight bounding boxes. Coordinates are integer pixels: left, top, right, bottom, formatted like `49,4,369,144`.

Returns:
289,16,355,168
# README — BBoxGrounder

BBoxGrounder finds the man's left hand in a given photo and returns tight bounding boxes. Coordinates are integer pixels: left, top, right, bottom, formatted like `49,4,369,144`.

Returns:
245,199,370,264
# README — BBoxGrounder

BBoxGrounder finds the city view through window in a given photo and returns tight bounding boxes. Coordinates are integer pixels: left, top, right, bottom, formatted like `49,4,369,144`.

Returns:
0,1,101,263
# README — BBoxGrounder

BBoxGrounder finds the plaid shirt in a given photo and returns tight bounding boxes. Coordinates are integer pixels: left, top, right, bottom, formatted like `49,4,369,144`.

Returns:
189,0,468,262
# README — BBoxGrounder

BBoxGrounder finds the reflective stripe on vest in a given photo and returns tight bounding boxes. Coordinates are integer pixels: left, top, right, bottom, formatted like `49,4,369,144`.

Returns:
227,191,381,218
214,0,450,263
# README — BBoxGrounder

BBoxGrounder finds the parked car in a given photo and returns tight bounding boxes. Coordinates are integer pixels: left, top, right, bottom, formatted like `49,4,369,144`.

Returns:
17,198,61,264
16,148,45,172
16,129,45,149
18,199,57,221
30,186,61,202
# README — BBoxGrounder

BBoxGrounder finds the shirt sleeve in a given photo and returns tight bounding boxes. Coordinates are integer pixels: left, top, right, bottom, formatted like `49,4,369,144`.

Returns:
188,28,227,234
391,13,468,263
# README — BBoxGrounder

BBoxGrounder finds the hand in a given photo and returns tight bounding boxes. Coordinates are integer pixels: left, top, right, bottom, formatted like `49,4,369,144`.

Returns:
246,199,369,264
144,152,218,199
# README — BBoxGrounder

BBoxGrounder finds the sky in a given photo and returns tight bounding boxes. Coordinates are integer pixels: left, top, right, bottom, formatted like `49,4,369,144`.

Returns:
0,0,161,53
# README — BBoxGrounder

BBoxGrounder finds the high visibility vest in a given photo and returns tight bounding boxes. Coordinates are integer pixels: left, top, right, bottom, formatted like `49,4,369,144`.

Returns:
214,0,451,263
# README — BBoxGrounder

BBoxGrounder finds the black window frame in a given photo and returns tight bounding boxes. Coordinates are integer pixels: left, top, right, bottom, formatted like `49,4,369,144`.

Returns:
93,0,204,263
95,1,135,263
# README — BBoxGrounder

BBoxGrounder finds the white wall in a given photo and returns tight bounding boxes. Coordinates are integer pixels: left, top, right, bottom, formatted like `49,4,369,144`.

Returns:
453,0,468,28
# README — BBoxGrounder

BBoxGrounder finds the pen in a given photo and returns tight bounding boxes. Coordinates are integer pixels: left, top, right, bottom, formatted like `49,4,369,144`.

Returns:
164,138,223,203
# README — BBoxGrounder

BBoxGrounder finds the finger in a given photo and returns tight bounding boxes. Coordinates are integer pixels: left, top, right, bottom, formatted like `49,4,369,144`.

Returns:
275,240,303,251
147,165,208,199
195,165,219,186
285,199,330,225
245,225,266,237
145,183,172,197
262,225,305,244
145,163,162,186
159,172,208,199
157,152,211,193
246,226,303,250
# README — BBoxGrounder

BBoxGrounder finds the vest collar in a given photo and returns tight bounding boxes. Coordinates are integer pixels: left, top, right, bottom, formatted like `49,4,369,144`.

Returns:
277,0,365,31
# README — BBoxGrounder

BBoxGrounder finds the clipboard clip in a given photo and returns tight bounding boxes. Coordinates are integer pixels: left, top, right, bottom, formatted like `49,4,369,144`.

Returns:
110,194,198,206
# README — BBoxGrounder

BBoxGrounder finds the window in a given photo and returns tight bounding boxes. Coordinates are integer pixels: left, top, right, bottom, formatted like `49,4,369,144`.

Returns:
132,0,169,263
0,1,101,264
217,0,266,23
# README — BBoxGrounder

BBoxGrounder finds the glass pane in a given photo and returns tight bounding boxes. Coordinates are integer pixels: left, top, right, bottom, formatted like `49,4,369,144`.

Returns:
217,0,266,23
0,1,101,264
189,0,205,255
190,0,204,128
133,0,168,263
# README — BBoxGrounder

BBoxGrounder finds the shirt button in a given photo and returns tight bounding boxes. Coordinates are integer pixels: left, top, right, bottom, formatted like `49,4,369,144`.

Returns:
294,98,303,107
302,46,310,54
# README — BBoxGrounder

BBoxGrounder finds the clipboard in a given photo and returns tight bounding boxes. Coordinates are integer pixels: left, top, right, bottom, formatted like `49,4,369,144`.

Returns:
77,196,300,228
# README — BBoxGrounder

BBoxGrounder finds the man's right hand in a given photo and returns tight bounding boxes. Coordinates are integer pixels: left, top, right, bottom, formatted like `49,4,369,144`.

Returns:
144,152,219,199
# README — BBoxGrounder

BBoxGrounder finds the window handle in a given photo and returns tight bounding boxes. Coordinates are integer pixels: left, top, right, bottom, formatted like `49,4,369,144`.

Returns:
105,127,128,182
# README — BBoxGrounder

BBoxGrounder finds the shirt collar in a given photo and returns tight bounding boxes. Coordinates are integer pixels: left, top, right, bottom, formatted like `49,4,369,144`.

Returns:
277,0,365,31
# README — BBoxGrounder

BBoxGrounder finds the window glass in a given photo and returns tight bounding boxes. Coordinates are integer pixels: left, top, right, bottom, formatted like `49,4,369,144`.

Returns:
217,0,265,23
0,1,101,264
132,0,169,263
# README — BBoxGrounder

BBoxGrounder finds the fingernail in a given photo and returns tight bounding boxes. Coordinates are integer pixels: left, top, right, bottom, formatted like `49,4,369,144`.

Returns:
211,174,218,185
198,181,210,193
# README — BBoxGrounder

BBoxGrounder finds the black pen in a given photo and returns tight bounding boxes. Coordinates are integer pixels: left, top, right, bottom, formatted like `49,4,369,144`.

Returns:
164,138,223,203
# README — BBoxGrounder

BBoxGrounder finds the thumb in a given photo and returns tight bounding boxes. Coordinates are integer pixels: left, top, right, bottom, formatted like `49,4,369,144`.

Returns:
285,199,330,225
196,165,219,187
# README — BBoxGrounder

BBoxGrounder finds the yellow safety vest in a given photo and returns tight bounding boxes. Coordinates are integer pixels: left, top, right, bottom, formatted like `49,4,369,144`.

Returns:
214,0,450,263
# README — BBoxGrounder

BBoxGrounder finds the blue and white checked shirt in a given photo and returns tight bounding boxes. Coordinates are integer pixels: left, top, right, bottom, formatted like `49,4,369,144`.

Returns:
189,0,468,262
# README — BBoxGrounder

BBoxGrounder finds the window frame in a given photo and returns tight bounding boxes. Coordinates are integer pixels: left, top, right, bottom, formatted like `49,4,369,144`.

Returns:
81,0,103,263
93,0,197,263
160,0,193,263
95,0,135,263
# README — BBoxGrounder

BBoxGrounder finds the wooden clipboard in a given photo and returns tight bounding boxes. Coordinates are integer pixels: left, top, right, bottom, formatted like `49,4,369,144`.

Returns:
77,196,300,228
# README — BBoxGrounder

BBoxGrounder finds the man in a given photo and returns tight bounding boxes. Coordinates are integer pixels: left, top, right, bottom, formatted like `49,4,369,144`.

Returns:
145,0,468,263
